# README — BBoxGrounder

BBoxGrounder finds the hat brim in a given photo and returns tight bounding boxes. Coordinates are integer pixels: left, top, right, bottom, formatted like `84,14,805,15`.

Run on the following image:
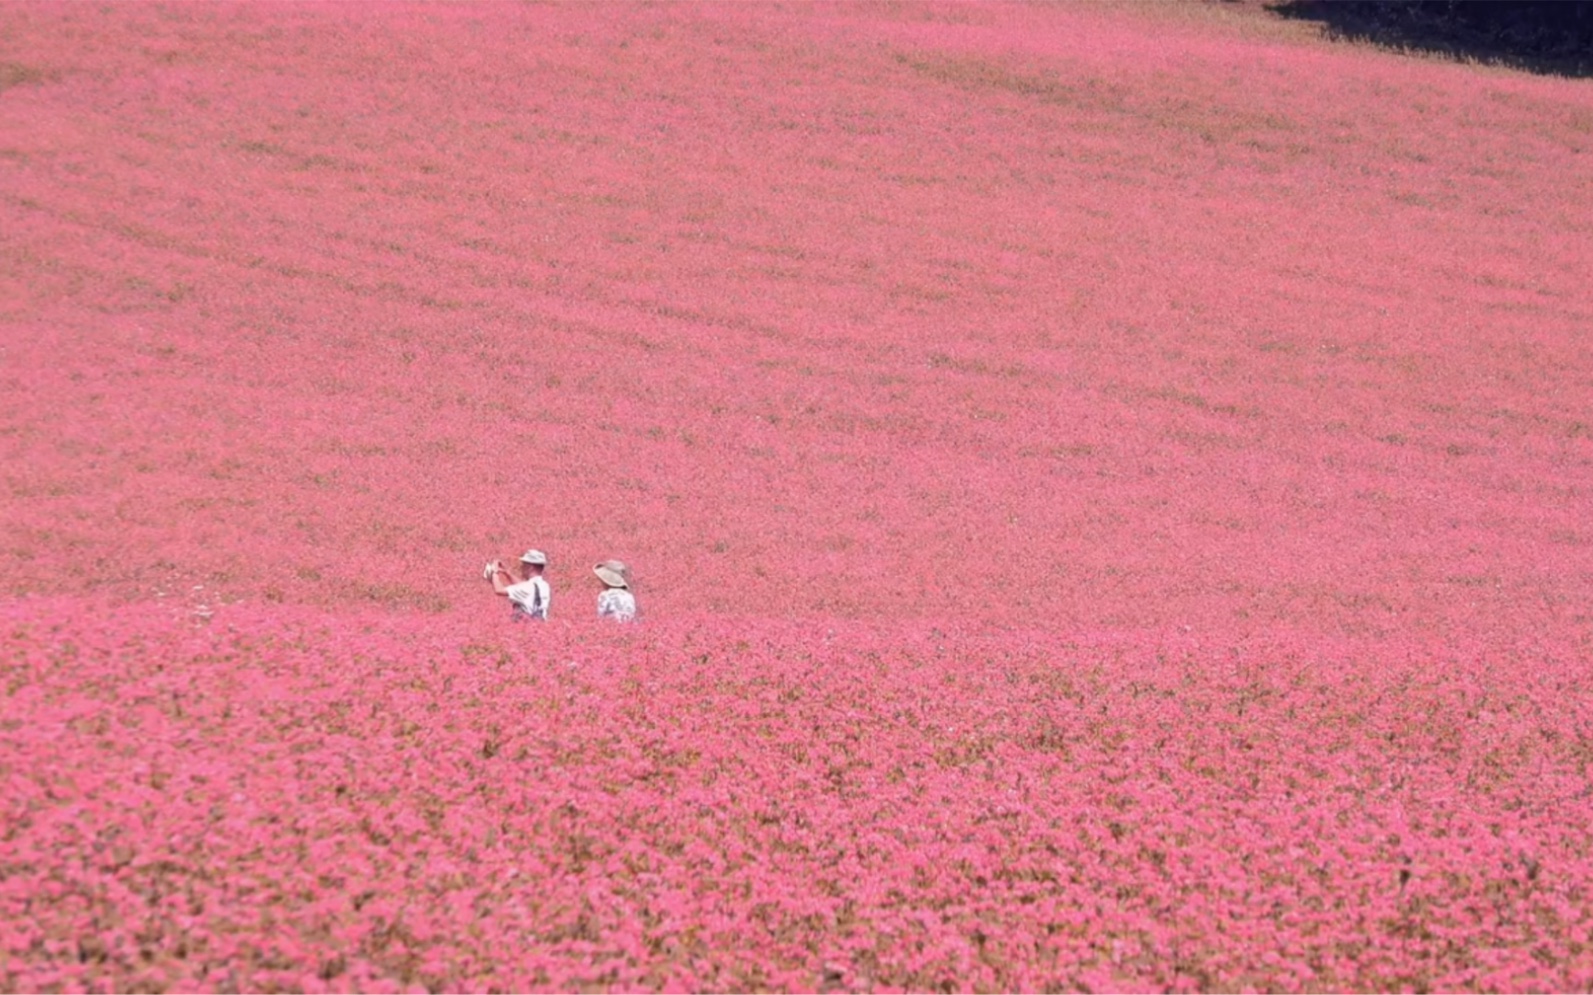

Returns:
593,566,628,588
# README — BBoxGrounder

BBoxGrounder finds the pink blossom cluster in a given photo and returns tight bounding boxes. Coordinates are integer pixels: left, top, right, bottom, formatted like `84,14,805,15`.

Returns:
4,599,1591,992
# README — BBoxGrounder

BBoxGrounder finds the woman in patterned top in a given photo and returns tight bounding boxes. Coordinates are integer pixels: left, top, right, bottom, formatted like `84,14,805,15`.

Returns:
593,560,636,622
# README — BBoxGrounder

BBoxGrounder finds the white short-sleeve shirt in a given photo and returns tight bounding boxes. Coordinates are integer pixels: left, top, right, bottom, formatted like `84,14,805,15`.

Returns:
507,577,551,620
596,588,636,622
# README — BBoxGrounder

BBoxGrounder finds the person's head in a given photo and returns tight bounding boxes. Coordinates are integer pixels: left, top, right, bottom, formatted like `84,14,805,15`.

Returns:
520,549,547,577
593,560,629,590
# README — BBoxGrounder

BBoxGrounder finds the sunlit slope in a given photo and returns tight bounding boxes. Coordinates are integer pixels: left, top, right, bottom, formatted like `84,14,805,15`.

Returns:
2,3,1589,638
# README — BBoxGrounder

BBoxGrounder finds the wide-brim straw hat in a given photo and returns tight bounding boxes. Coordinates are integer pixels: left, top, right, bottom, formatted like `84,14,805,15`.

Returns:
593,560,629,589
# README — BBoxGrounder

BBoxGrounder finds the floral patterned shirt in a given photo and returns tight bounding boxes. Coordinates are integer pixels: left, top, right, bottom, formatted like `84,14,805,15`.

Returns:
596,588,636,622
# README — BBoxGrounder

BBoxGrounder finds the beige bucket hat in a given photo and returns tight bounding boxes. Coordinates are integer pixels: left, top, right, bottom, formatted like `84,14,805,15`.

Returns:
593,559,630,589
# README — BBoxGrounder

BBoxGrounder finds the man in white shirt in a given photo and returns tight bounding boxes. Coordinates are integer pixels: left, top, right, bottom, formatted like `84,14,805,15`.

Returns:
485,549,551,620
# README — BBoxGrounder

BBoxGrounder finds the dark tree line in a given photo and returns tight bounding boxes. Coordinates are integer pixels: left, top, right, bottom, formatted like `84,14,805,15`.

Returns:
1272,1,1593,76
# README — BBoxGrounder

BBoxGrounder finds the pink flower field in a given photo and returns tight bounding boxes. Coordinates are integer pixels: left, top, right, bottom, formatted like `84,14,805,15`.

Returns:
2,2,1591,990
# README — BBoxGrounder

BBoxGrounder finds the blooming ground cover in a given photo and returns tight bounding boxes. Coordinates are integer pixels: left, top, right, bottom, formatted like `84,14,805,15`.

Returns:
2,1,1592,990
7,602,1593,992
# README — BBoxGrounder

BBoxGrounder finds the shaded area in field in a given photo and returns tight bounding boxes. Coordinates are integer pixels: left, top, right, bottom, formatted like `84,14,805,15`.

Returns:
1270,0,1593,77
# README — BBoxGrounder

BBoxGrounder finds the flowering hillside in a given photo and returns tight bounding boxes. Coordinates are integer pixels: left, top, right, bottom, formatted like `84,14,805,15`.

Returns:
4,2,1589,636
2,1,1592,990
